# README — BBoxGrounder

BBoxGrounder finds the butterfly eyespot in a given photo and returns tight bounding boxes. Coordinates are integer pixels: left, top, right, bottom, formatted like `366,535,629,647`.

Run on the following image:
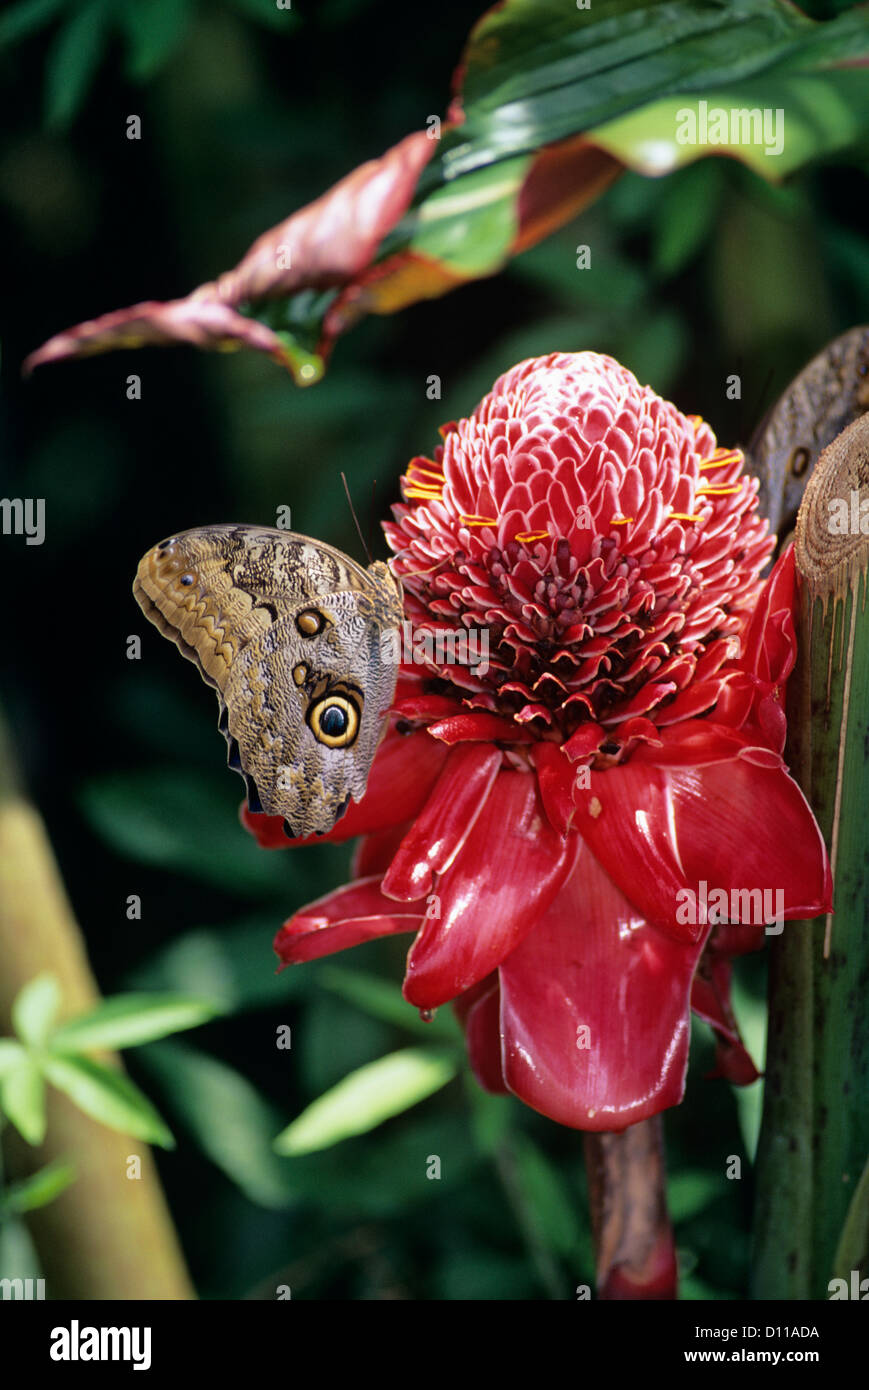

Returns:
296,609,326,637
308,694,360,748
789,446,811,479
179,573,195,586
292,663,309,686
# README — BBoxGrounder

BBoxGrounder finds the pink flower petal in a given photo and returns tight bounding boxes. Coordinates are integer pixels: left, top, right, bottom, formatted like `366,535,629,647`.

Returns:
402,771,578,1008
381,743,503,900
274,876,420,965
499,850,710,1130
573,758,831,939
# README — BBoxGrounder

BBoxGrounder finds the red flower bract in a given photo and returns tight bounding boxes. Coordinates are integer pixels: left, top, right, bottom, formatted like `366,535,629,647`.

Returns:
247,352,832,1131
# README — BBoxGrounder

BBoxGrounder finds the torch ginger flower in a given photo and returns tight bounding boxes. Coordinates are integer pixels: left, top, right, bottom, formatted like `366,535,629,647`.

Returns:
246,352,831,1130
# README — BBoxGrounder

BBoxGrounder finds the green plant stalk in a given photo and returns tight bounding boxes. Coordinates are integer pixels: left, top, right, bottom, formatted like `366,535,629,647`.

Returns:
0,706,193,1299
753,417,869,1299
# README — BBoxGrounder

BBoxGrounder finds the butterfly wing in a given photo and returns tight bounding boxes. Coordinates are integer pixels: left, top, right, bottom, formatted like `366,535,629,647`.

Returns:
133,525,403,836
748,326,869,541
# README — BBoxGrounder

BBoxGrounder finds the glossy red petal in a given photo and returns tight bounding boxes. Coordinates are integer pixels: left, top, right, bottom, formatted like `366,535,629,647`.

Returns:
426,712,534,744
381,743,502,900
629,720,784,770
274,876,420,965
574,758,831,939
499,851,710,1130
455,979,509,1095
402,771,578,1009
532,741,578,835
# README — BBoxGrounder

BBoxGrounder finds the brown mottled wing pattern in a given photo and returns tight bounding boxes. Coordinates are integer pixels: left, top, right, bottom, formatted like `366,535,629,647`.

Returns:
133,525,403,837
748,326,869,540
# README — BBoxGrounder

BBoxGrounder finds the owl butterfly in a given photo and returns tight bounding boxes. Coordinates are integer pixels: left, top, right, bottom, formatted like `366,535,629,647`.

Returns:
133,526,404,838
747,325,869,542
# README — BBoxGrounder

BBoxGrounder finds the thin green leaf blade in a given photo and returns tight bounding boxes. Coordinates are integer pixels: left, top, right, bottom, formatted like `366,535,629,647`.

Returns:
50,993,221,1052
43,0,110,130
274,1048,459,1156
11,973,61,1047
42,1055,174,1149
0,1160,76,1218
0,1059,46,1146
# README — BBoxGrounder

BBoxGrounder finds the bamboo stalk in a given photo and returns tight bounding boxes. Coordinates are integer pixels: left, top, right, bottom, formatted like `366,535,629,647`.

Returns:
752,414,869,1299
0,708,193,1299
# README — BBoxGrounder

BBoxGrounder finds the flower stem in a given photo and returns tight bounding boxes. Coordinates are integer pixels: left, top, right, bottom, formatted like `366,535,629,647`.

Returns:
583,1116,677,1298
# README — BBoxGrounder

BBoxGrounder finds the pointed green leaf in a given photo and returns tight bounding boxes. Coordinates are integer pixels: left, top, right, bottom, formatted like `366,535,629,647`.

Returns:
42,1055,174,1149
0,1059,46,1146
832,1152,869,1286
274,1048,458,1156
43,0,110,130
50,993,221,1052
11,973,61,1047
0,1159,76,1218
0,1040,27,1076
136,1041,296,1209
0,0,64,49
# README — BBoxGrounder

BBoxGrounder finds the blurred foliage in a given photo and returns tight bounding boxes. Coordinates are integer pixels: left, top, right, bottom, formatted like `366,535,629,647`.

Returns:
1,0,868,1298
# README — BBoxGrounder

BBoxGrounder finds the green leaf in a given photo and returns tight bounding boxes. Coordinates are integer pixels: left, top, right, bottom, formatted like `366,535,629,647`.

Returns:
124,918,309,1012
117,0,191,82
43,0,110,130
0,1059,46,1146
511,1134,585,1260
0,1160,76,1218
50,993,221,1052
409,156,531,276
78,767,291,895
651,160,724,277
0,1040,27,1076
588,71,869,181
42,1055,174,1149
0,0,64,49
11,973,61,1046
274,1048,459,1155
319,966,460,1041
137,1041,296,1207
669,1169,726,1224
832,1151,869,1284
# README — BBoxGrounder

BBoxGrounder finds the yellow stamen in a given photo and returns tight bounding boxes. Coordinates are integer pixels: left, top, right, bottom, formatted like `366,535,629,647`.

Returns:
405,489,444,501
514,530,550,543
696,484,742,496
610,516,633,526
460,515,498,527
699,448,742,471
407,462,445,482
670,511,703,522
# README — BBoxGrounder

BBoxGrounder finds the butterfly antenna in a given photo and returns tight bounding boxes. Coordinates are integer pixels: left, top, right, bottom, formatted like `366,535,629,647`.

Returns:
341,471,371,563
368,476,378,562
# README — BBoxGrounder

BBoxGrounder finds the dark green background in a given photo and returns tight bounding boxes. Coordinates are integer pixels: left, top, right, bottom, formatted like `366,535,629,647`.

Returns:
1,0,867,1298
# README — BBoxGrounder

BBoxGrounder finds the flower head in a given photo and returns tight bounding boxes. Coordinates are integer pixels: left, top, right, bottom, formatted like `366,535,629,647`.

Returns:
247,352,831,1130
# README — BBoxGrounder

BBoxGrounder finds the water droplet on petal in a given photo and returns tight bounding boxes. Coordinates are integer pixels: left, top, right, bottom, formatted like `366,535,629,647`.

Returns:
419,1008,435,1023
